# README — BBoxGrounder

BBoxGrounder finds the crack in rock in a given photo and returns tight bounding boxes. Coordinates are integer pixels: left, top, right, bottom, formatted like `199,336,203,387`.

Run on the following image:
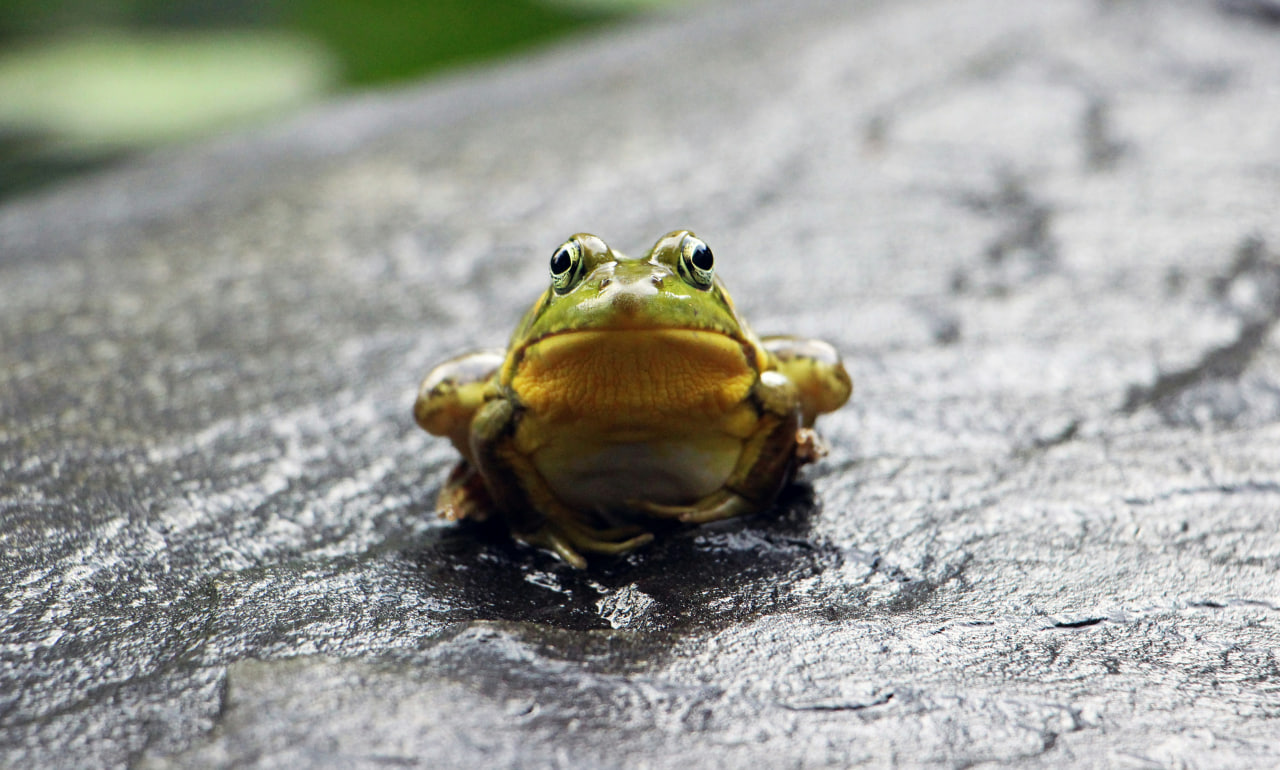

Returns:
1080,97,1126,171
1218,0,1280,25
1051,617,1106,630
951,174,1059,297
1122,235,1280,421
778,691,896,712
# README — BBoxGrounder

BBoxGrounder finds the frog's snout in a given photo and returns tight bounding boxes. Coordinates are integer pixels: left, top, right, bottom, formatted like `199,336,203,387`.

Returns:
600,273,660,316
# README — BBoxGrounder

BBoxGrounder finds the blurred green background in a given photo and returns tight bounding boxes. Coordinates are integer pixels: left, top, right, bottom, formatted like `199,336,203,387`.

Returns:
0,0,679,202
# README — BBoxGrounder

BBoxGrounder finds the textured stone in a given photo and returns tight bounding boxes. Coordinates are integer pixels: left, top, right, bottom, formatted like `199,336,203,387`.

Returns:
3,0,1279,767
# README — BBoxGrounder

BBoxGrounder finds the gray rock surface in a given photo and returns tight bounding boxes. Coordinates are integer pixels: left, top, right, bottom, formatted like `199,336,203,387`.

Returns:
3,0,1280,767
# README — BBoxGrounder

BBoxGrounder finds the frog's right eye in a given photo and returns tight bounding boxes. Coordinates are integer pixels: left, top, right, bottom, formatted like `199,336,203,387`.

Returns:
677,234,715,290
550,239,584,294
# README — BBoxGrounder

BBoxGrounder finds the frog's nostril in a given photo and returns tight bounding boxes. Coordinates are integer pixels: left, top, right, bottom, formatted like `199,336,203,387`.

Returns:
650,275,664,288
598,278,612,290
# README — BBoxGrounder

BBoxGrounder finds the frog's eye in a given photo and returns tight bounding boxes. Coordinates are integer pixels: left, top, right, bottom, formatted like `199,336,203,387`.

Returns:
550,239,584,294
678,235,715,289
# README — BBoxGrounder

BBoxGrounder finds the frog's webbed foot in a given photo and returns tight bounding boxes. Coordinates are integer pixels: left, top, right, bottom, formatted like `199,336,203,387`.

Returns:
628,491,758,525
517,516,655,569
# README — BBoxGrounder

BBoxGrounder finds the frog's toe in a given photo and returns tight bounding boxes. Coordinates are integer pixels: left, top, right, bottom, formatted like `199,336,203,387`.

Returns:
556,517,654,554
625,499,687,519
631,492,756,524
794,427,829,465
436,462,491,522
679,493,756,524
577,531,655,555
519,518,655,567
564,520,649,541
517,527,589,569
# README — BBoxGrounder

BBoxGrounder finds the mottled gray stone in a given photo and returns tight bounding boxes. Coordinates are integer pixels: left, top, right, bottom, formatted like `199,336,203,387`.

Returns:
3,0,1280,767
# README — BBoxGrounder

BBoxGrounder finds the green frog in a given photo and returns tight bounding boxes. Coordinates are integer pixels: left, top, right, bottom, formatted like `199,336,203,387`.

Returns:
414,231,852,567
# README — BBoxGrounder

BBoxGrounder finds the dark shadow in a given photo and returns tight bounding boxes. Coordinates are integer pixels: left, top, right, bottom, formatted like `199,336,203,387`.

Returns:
398,481,844,635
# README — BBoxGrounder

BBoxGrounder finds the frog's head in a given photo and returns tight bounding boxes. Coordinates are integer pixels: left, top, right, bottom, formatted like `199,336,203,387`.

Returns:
499,231,770,405
509,231,753,347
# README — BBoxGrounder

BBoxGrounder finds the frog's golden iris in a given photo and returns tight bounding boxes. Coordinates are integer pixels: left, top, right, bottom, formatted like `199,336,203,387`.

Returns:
415,231,852,567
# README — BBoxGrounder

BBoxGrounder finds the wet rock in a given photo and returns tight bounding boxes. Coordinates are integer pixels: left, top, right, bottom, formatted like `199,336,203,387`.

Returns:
3,0,1280,767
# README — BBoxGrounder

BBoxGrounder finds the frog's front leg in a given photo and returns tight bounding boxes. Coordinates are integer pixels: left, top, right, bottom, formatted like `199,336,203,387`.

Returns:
415,350,505,521
414,349,505,466
636,371,802,524
469,397,653,568
760,336,853,428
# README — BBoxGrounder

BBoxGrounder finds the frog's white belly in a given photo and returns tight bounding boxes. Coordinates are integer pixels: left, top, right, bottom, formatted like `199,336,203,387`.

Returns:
535,435,741,512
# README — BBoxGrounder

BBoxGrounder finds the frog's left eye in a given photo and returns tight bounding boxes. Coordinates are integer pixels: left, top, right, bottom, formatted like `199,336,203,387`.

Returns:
550,239,585,294
678,235,715,289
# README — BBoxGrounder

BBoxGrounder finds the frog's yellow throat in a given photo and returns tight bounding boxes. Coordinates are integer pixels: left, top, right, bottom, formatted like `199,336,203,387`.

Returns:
509,329,758,423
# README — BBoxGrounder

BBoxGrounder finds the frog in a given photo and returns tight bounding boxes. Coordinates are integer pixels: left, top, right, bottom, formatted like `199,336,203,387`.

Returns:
414,231,852,568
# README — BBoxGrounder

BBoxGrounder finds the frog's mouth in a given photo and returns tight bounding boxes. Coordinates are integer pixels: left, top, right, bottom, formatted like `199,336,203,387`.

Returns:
509,328,759,420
